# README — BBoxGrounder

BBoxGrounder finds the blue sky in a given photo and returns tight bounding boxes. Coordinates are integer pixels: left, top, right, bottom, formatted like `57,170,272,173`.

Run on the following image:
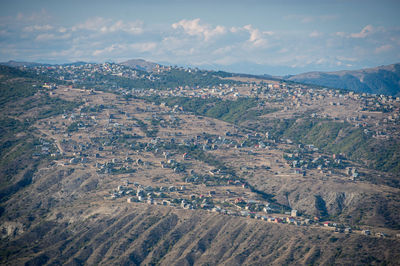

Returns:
0,0,399,75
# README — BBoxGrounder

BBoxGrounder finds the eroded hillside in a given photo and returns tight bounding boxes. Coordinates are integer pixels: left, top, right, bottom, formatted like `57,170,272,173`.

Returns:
2,204,400,265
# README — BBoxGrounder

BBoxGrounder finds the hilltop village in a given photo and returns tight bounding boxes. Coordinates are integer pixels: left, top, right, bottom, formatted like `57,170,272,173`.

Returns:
20,63,399,239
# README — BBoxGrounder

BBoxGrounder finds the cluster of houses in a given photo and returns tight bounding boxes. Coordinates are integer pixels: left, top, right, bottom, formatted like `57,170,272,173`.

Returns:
35,59,400,142
111,181,386,235
32,66,400,241
32,62,157,84
33,138,58,157
282,146,356,179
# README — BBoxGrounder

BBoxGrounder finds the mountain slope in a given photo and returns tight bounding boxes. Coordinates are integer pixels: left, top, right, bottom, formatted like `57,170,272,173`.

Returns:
1,63,400,265
285,63,400,96
2,204,400,265
0,60,48,68
120,59,159,72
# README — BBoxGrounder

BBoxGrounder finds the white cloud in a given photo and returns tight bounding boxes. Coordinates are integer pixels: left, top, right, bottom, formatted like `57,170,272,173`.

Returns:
278,48,289,54
375,44,393,54
104,20,143,34
335,25,378,39
172,18,226,41
350,25,374,38
309,31,322,38
129,42,157,52
72,17,143,35
212,46,233,55
335,31,347,37
58,27,67,33
1,13,399,75
284,14,314,23
72,17,107,32
315,58,327,65
231,24,273,48
93,44,118,56
35,33,71,41
336,56,358,62
16,9,51,23
284,14,338,24
23,25,54,32
92,42,157,57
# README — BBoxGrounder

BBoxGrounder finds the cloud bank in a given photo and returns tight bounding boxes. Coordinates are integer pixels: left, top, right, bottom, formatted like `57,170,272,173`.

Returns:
0,13,399,75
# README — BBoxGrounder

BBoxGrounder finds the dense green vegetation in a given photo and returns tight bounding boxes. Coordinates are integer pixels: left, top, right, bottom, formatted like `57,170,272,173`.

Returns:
132,118,159,138
0,117,39,200
0,66,40,107
259,117,400,175
142,96,278,124
0,66,82,200
35,96,81,119
67,121,79,132
78,68,240,91
0,65,67,107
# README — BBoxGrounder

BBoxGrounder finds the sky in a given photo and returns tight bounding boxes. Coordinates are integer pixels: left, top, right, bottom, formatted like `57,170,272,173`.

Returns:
0,0,399,75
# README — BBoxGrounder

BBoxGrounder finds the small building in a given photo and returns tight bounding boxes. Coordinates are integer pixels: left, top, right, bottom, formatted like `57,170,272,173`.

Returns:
286,217,295,224
323,222,332,227
362,230,371,236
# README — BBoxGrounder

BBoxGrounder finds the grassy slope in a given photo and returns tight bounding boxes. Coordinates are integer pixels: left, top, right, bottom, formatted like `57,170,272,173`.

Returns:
259,117,400,176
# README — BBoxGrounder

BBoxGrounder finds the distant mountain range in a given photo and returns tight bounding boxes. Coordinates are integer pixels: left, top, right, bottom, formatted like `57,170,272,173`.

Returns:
283,63,400,97
1,59,400,96
0,60,91,68
119,59,159,72
1,60,50,68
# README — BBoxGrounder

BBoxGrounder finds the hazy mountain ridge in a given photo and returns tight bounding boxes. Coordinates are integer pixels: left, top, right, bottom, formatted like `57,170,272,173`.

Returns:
0,60,92,68
120,59,160,72
285,63,400,96
3,59,400,96
0,60,50,68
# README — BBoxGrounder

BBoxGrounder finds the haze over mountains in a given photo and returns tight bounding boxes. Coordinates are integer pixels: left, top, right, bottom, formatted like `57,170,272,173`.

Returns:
120,59,160,72
1,60,400,97
284,63,400,97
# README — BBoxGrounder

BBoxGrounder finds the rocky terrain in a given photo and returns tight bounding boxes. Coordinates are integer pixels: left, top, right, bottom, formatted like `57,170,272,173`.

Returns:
3,204,400,265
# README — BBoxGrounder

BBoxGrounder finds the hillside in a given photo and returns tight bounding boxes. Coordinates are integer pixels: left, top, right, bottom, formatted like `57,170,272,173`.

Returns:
2,204,400,265
120,59,160,72
0,60,48,68
0,64,400,265
285,63,400,97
